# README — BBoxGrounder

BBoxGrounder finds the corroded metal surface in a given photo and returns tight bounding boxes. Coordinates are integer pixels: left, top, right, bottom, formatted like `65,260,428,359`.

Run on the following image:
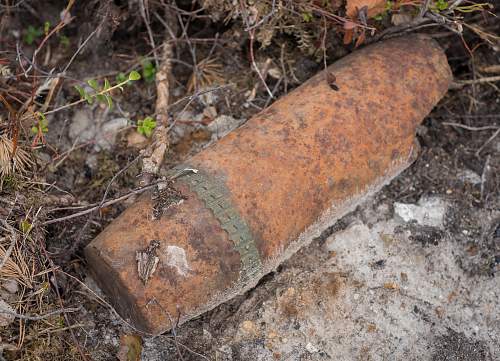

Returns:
85,35,452,333
166,164,263,285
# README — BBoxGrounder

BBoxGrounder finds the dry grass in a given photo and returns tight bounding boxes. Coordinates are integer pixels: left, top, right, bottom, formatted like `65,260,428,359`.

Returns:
187,57,225,93
0,240,34,289
0,134,34,181
0,218,70,359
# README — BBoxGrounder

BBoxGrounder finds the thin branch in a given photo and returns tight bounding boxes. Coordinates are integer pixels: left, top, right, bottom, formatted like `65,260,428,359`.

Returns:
43,78,131,115
0,306,80,321
62,26,99,73
43,168,197,225
249,29,274,99
455,75,500,86
238,0,273,98
42,183,158,225
244,0,276,31
100,155,141,208
476,128,500,156
442,122,499,131
139,0,159,68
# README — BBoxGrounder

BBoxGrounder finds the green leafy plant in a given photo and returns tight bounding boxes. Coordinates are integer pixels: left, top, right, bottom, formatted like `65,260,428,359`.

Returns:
116,72,127,83
24,25,43,45
20,219,32,234
374,1,394,20
44,21,51,35
433,0,449,11
137,116,156,137
116,72,133,86
302,12,313,22
73,71,141,110
31,112,48,135
39,71,140,122
128,70,141,81
141,59,156,83
59,35,70,47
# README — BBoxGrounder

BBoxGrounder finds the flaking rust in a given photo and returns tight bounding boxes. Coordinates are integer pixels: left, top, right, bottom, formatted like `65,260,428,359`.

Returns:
85,35,452,333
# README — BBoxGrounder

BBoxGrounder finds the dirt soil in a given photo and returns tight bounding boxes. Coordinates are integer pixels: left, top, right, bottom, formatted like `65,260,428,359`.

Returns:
0,0,499,360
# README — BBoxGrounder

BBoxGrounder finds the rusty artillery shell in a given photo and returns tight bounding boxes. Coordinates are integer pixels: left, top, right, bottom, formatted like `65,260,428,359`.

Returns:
85,35,451,333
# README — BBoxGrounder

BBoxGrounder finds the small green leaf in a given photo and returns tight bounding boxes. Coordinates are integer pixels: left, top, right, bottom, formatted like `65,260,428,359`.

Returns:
96,94,106,104
20,220,32,234
128,70,141,81
435,0,448,10
84,93,93,105
116,72,127,83
35,112,48,133
59,35,70,47
105,94,113,109
44,21,51,35
74,85,86,99
87,79,99,91
24,25,43,45
31,126,38,135
104,78,111,91
137,116,156,138
37,112,47,122
141,60,156,83
302,12,313,22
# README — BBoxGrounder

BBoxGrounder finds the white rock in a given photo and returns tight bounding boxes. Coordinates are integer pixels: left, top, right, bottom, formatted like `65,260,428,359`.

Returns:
394,197,447,228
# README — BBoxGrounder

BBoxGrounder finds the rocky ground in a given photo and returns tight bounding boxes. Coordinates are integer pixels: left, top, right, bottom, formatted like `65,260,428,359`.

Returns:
0,0,499,360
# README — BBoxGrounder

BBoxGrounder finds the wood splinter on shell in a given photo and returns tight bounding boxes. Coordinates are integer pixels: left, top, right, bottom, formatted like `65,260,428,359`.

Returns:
136,240,160,285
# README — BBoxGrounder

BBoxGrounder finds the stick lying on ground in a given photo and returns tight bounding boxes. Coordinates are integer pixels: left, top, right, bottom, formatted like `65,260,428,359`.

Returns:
85,35,452,334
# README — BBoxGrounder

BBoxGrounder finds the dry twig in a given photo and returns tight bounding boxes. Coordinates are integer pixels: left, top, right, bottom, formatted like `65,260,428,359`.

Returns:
140,4,178,186
0,306,80,321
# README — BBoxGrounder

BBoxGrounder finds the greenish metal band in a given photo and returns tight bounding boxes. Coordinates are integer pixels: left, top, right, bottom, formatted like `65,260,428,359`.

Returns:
166,165,263,285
